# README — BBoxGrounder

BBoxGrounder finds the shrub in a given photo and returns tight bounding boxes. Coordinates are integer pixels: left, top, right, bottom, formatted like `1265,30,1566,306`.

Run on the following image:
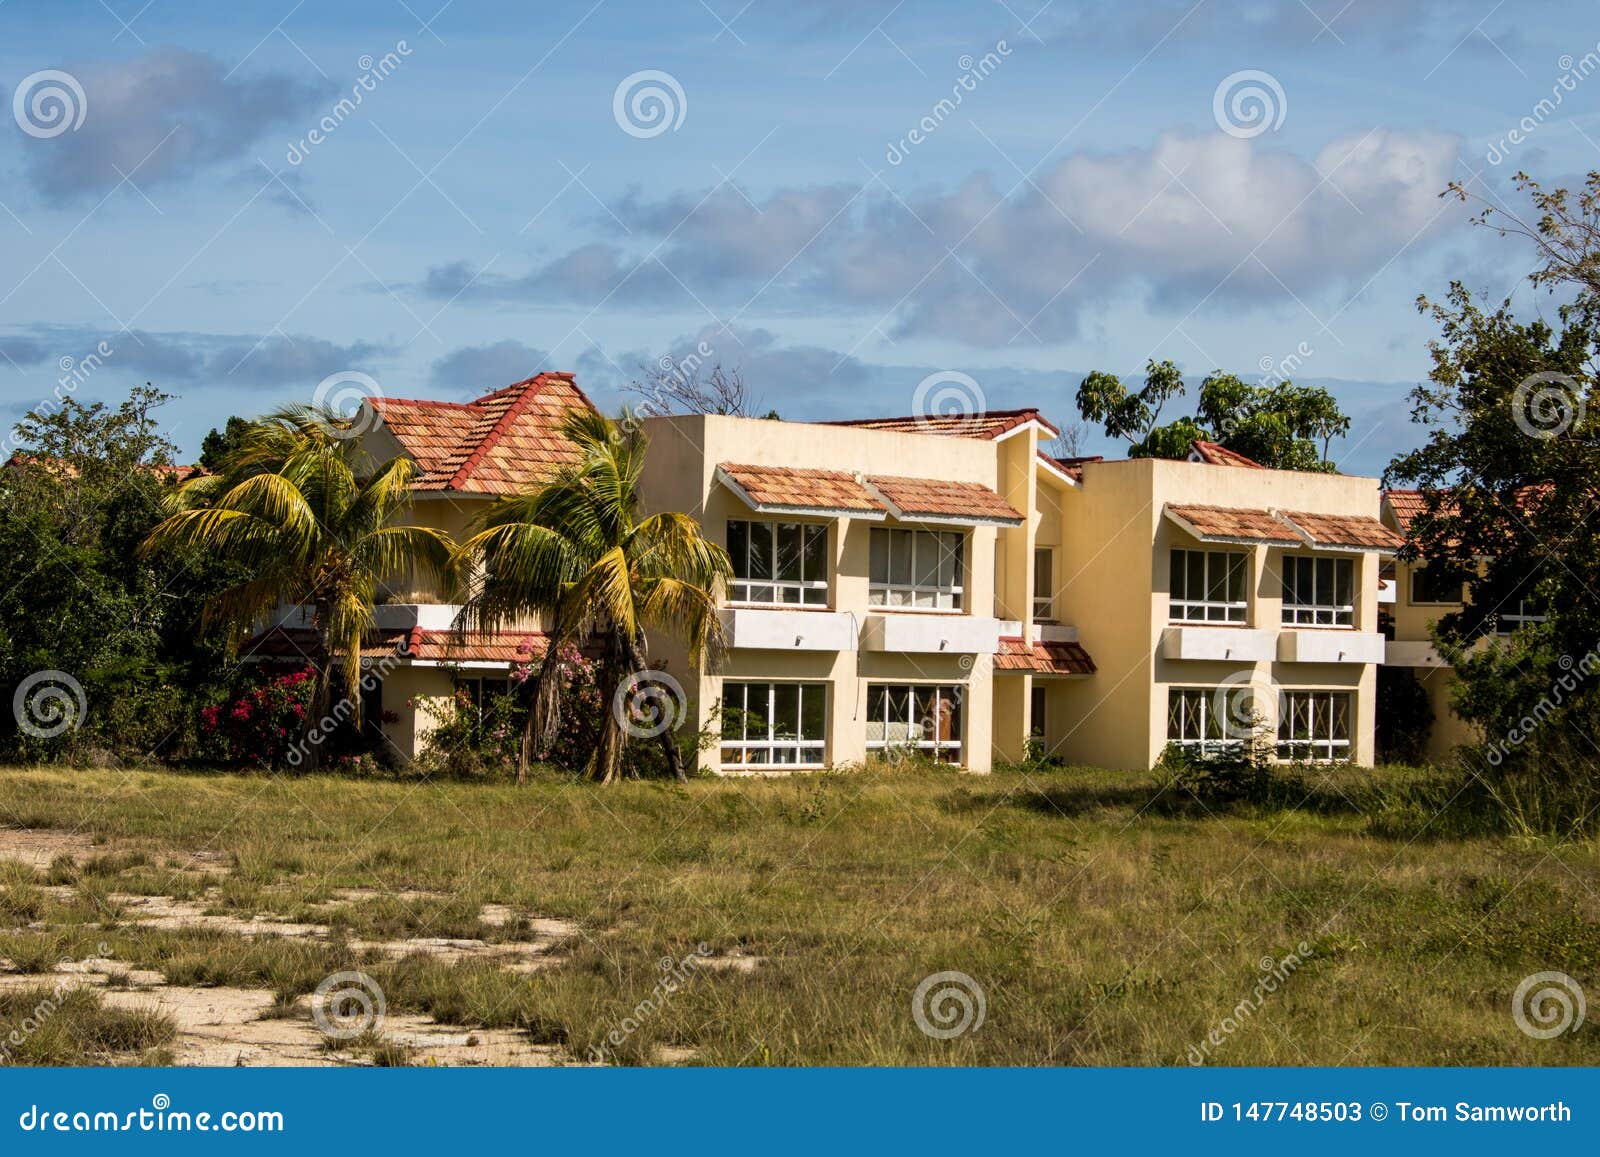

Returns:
196,666,315,767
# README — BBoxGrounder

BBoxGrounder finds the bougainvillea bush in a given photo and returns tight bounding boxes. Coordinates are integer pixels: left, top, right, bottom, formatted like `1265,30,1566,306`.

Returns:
197,666,315,767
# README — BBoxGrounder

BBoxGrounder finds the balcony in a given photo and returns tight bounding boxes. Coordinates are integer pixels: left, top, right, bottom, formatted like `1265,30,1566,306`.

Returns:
1277,629,1385,664
272,603,464,631
1161,625,1276,662
1384,639,1448,669
719,607,856,651
861,613,1003,655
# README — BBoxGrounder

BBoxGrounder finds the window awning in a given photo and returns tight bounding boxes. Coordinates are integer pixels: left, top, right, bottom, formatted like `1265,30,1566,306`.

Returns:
1280,510,1405,552
717,463,1021,526
716,463,886,519
1164,504,1303,547
1164,503,1404,553
992,637,1096,677
863,475,1023,527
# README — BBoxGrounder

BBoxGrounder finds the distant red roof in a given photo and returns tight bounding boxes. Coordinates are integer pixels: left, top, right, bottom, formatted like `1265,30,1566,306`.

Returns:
3,454,204,482
243,626,547,667
1188,440,1265,469
370,372,597,494
824,408,1059,441
1038,452,1103,482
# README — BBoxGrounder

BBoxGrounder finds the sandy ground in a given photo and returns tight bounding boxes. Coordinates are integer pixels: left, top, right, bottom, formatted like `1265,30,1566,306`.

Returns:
0,827,596,1066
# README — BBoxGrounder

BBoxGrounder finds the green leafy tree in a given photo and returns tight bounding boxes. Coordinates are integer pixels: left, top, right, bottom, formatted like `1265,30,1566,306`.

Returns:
139,406,456,768
1076,360,1350,470
453,410,731,785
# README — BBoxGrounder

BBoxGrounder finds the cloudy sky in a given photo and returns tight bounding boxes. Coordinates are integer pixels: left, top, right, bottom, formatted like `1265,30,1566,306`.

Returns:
0,0,1594,474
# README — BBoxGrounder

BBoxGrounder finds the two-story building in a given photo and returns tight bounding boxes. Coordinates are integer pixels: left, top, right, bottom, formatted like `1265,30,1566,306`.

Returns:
250,369,1406,772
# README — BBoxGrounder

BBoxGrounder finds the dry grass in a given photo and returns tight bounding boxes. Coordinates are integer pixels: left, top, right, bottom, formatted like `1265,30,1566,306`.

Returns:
0,762,1596,1065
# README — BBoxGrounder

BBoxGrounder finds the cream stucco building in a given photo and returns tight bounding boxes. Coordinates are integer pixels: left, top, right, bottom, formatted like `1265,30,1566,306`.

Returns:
251,370,1410,772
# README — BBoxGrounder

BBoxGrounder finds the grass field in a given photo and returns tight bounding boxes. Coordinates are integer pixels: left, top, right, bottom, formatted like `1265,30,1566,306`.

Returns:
0,762,1596,1066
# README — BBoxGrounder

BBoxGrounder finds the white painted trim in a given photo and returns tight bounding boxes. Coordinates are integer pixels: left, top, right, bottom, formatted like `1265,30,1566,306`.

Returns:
1035,455,1080,488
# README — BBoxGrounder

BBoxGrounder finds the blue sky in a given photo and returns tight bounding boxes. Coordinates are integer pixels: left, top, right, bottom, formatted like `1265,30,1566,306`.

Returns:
0,0,1595,475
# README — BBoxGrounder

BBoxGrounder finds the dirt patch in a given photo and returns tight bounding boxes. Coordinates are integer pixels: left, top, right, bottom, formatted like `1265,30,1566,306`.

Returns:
0,828,104,870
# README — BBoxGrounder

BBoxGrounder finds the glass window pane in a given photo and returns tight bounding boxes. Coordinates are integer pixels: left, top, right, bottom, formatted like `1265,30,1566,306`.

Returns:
728,522,749,581
889,530,912,585
801,685,825,742
775,524,802,582
1206,553,1228,602
914,532,939,588
749,523,773,580
1185,552,1205,601
1227,553,1245,602
1170,550,1184,602
1315,558,1334,605
721,683,746,741
866,685,886,742
802,525,828,585
943,687,962,743
1335,559,1352,608
870,529,888,585
745,685,770,740
773,684,799,740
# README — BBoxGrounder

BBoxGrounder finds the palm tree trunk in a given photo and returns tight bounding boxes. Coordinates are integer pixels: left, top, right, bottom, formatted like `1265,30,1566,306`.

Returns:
623,632,687,784
516,646,564,784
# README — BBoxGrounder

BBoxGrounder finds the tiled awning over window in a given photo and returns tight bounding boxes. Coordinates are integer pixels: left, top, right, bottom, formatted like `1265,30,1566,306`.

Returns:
716,464,886,518
1164,504,1303,547
1280,511,1405,551
864,475,1023,526
992,637,1096,676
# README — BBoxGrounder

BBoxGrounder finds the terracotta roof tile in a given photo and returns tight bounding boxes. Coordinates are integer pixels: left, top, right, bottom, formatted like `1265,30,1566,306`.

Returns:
1038,452,1102,482
1165,503,1302,546
370,372,595,494
865,474,1022,524
993,637,1096,676
1282,510,1405,551
823,408,1059,441
243,626,547,666
1188,440,1265,468
717,463,885,515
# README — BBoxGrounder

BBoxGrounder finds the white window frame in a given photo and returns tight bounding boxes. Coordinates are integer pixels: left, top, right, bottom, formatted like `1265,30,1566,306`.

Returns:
1275,690,1352,762
868,528,965,612
1169,549,1248,624
719,681,827,768
1495,598,1547,635
727,520,830,607
1281,554,1355,628
1166,688,1244,757
865,683,965,763
1033,547,1055,620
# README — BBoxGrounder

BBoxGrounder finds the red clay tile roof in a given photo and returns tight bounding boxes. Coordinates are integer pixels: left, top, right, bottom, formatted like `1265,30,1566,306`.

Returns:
1188,440,1265,468
1165,503,1303,546
1283,510,1406,551
717,463,885,516
1038,452,1103,483
3,454,204,482
1383,489,1433,535
865,475,1023,525
993,637,1096,676
370,372,596,494
243,626,547,666
824,408,1059,441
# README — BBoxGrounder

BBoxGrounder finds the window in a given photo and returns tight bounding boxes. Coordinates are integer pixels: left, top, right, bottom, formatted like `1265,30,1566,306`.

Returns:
1281,555,1354,626
1029,685,1047,740
1033,548,1055,620
866,684,963,762
1276,691,1351,762
1495,597,1548,635
456,675,510,724
728,521,829,606
1410,565,1463,605
720,682,826,767
1169,549,1247,623
1166,688,1243,757
869,529,965,610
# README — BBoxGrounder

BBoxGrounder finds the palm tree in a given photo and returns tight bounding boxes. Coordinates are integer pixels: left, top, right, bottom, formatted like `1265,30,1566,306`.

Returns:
454,410,730,784
139,406,455,767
